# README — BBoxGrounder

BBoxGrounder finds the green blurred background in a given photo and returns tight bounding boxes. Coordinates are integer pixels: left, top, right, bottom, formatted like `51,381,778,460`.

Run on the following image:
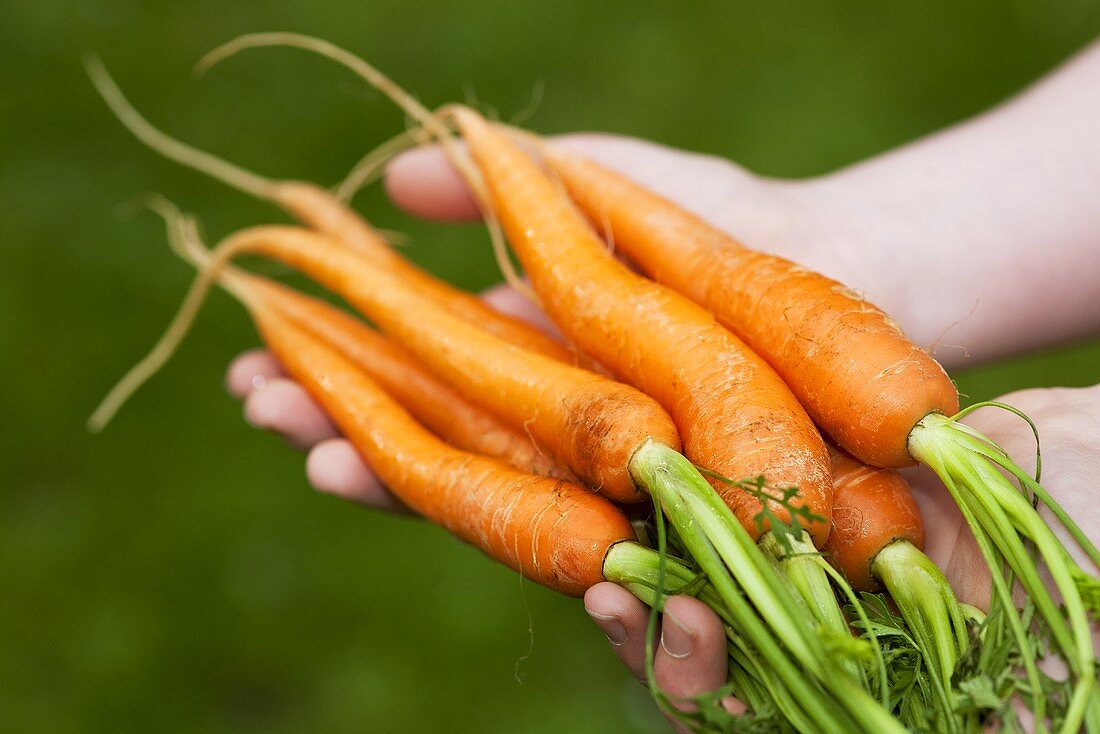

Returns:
4,2,1100,732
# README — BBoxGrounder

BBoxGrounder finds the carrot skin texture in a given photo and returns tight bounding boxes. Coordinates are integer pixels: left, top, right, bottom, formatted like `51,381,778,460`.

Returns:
455,111,832,543
216,226,679,503
248,305,635,596
546,151,960,469
822,448,925,591
239,274,573,480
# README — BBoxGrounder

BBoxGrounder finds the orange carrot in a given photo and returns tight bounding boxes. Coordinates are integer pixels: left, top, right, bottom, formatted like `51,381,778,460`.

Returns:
823,447,969,715
207,225,680,503
236,274,574,481
544,151,958,469
822,448,924,591
452,109,832,544
250,301,635,596
85,58,575,366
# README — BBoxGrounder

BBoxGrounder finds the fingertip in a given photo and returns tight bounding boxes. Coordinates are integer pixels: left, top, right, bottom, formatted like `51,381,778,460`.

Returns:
584,582,650,682
242,378,339,450
654,596,728,699
306,438,411,514
480,283,562,338
384,145,482,222
225,349,284,398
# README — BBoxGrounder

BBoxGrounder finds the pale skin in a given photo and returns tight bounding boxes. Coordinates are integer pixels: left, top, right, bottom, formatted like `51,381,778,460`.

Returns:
225,40,1100,731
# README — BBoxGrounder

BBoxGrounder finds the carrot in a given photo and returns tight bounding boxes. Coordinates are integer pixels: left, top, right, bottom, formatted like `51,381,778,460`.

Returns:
147,201,576,483
823,449,925,592
243,276,574,480
542,150,1100,731
545,149,957,469
85,57,575,366
824,448,975,728
450,108,833,545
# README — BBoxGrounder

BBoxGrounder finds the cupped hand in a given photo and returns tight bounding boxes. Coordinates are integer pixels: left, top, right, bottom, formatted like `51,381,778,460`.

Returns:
223,132,1100,730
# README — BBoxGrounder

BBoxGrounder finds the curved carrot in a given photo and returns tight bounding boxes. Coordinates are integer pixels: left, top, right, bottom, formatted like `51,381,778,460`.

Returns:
239,274,574,480
84,57,575,366
823,448,924,591
250,303,635,596
452,109,832,544
211,225,679,503
545,150,959,469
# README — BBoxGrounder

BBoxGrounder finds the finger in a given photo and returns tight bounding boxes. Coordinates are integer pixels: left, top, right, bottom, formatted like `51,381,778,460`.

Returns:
305,438,412,514
480,282,563,339
242,377,340,451
583,582,652,683
382,131,726,224
384,145,480,222
225,349,285,398
384,132,702,223
654,596,745,717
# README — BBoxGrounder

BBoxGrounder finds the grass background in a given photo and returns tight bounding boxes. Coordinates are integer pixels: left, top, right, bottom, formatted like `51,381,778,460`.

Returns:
3,2,1100,732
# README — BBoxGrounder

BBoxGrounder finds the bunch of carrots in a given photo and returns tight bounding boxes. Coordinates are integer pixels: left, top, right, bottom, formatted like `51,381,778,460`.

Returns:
89,34,1099,734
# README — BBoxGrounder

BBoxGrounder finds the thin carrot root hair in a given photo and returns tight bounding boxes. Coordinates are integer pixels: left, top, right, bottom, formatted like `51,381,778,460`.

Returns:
85,55,275,200
195,32,535,303
88,54,412,248
334,126,429,203
87,208,231,433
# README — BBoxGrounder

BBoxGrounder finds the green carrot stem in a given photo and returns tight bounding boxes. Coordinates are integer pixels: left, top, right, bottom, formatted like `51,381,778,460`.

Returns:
909,413,1099,733
629,440,906,734
915,436,1048,727
758,532,869,688
872,539,968,732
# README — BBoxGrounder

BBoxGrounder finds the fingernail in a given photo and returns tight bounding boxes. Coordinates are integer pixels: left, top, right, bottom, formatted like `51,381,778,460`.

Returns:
250,375,267,391
586,608,628,647
660,609,695,659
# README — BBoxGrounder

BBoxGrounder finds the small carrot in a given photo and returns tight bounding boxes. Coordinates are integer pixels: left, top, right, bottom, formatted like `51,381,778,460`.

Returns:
261,317,633,596
86,57,574,366
152,202,575,482
823,449,925,592
824,448,973,728
250,301,635,596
